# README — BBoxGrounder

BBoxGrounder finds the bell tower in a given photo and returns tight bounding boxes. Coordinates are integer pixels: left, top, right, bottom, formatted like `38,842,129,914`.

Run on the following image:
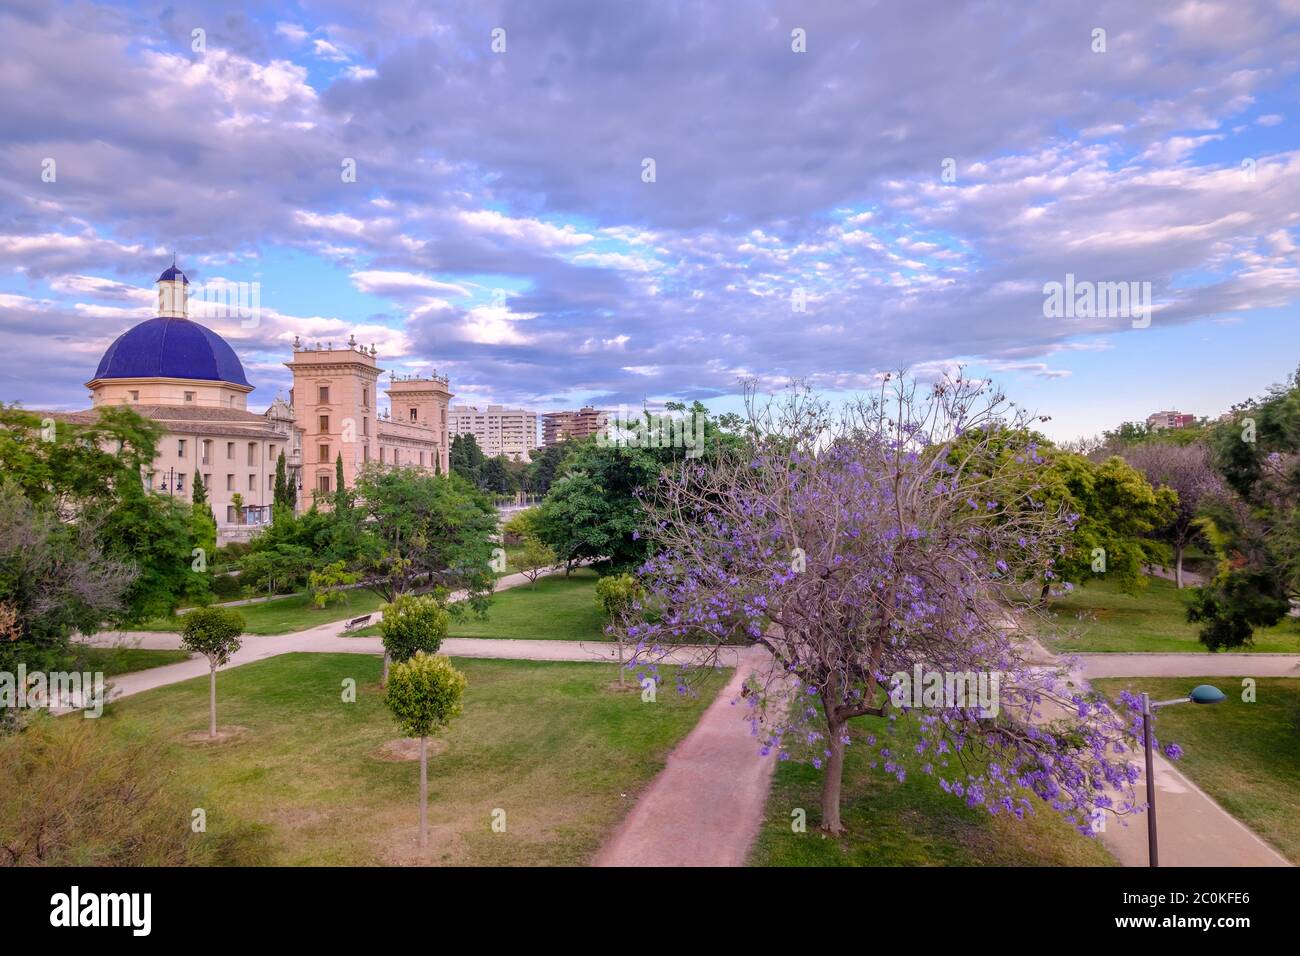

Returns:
157,255,189,318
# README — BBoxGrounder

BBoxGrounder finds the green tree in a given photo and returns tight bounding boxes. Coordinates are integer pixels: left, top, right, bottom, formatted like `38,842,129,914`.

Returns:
526,441,572,496
334,453,348,512
179,606,245,738
308,559,359,608
384,652,467,848
449,433,486,488
352,465,497,609
273,451,294,511
379,593,450,683
595,572,644,685
516,535,556,588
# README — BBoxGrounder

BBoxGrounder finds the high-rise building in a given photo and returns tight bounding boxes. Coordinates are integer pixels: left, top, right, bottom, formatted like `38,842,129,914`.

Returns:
541,406,607,445
448,404,538,461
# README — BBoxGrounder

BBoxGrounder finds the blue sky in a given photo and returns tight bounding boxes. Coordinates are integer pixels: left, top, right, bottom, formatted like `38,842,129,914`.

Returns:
1,0,1297,441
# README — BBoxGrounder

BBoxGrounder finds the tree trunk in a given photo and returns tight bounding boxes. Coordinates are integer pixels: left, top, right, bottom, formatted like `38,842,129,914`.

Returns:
617,638,626,687
1174,542,1185,589
209,665,217,738
419,735,429,848
820,718,847,834
382,652,390,687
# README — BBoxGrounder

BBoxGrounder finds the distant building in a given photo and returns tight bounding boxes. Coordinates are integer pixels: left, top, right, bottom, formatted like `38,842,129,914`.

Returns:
542,406,607,445
448,404,538,461
1145,410,1196,431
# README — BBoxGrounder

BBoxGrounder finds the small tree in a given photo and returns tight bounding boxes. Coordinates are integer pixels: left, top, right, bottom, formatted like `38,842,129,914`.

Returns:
179,606,245,738
308,560,359,608
231,492,245,525
334,454,348,513
596,572,643,685
384,652,467,847
379,593,450,684
516,535,556,588
273,452,294,512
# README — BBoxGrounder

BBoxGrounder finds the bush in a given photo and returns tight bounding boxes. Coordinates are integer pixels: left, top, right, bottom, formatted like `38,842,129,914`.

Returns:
595,573,643,620
0,716,272,865
179,606,245,665
379,594,450,664
210,572,244,601
384,652,467,738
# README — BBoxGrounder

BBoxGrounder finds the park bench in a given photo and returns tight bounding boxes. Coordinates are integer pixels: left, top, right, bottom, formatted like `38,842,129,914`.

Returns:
343,613,374,632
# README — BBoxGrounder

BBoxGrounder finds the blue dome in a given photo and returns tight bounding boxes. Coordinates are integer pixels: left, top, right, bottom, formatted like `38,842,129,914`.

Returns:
93,317,250,387
158,265,189,283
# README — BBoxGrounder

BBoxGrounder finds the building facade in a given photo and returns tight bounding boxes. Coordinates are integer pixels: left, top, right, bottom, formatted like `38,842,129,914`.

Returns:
448,404,538,461
541,406,607,445
1145,410,1196,430
61,264,450,543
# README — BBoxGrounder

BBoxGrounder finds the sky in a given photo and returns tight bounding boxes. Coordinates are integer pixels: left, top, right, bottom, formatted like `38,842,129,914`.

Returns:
0,0,1298,441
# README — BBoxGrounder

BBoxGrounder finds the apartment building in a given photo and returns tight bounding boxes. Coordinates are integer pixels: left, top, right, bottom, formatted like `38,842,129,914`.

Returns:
448,404,539,461
541,406,607,445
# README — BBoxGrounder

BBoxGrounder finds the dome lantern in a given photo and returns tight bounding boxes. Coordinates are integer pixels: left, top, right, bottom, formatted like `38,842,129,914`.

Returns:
157,255,190,319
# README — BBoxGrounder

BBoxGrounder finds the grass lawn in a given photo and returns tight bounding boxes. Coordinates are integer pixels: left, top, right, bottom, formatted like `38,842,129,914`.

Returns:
1042,576,1300,654
351,569,605,641
139,589,389,636
68,645,193,677
749,718,1115,866
1091,676,1300,864
99,652,725,865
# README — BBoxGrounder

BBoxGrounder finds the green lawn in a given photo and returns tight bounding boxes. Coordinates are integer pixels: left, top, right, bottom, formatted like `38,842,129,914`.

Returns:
67,645,193,677
750,718,1115,866
351,569,605,641
1042,576,1300,653
98,652,725,865
1092,676,1300,864
140,589,389,636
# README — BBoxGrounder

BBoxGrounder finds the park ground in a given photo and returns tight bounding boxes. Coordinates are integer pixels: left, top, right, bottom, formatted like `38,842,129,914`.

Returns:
42,568,1299,867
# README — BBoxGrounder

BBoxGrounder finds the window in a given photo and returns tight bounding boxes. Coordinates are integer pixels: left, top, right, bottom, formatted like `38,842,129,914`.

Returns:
420,451,425,467
176,473,185,491
177,439,186,457
145,473,154,491
203,474,210,489
248,474,256,491
227,442,235,460
201,440,211,465
247,442,257,466
319,444,330,463
268,444,276,460
226,474,234,491
319,415,330,433
363,445,369,463
226,505,235,523
379,447,385,464
441,408,446,423
409,407,418,422
318,385,330,403
318,474,331,493
269,475,275,491
184,391,195,403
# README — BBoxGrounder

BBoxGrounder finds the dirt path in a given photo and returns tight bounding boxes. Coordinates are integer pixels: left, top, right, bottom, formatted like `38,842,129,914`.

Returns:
592,647,783,867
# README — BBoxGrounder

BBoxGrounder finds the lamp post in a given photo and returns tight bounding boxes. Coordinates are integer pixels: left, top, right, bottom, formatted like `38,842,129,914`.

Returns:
1141,684,1225,867
157,466,179,497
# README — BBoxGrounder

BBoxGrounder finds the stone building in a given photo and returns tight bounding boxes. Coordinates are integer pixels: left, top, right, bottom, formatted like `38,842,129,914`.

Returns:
55,264,450,543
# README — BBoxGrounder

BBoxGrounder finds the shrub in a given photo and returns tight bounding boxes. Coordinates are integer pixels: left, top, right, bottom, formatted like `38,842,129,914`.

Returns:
379,594,450,664
0,716,271,866
384,652,467,738
595,573,643,620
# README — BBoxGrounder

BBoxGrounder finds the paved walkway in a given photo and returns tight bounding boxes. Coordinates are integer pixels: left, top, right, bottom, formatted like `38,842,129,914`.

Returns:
593,647,782,867
1025,640,1294,866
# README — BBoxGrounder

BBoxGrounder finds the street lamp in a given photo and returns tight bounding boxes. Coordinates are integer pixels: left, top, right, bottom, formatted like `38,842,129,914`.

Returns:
1141,684,1225,867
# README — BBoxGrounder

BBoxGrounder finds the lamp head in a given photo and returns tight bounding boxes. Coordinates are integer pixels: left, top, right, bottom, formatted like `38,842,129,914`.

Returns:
1189,684,1226,704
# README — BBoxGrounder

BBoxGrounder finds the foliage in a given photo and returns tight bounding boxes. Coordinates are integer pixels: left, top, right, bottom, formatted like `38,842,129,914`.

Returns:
1121,442,1223,586
595,572,643,619
238,543,313,597
179,606,245,665
308,560,359,608
516,535,557,587
273,451,294,511
619,376,1150,835
501,507,542,545
384,651,467,738
526,440,573,495
378,593,450,662
0,716,271,865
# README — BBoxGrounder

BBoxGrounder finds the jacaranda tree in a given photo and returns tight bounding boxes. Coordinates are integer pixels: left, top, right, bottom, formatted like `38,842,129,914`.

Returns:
620,374,1154,835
